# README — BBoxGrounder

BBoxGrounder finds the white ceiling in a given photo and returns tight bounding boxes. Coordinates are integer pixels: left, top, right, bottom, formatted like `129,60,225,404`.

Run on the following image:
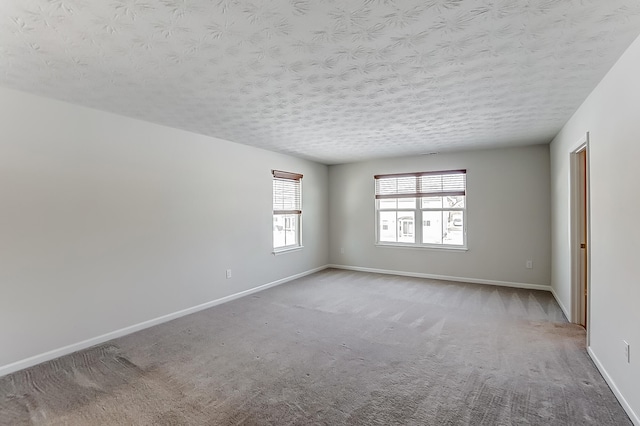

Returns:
1,0,640,164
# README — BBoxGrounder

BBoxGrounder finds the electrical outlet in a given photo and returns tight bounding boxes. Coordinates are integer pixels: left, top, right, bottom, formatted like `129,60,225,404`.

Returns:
624,341,630,363
526,260,533,269
340,247,345,254
226,269,232,279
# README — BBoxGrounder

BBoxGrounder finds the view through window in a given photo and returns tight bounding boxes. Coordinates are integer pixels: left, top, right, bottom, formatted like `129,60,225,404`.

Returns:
375,170,466,248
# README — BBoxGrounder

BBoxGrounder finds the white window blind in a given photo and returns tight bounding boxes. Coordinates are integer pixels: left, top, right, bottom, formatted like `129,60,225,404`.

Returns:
375,170,466,199
273,170,302,215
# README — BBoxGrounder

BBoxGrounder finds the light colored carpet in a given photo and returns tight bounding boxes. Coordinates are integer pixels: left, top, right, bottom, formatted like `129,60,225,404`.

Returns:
0,269,631,425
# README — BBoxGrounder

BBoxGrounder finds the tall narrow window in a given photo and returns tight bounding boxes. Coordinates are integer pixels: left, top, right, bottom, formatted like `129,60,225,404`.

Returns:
375,170,466,248
273,170,303,251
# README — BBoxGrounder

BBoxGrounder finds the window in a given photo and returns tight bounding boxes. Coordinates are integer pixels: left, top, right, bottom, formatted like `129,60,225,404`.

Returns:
375,170,466,248
273,170,303,251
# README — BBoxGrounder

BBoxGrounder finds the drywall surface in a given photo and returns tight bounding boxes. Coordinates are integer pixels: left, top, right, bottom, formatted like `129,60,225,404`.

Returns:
550,34,640,423
328,145,551,287
0,87,328,369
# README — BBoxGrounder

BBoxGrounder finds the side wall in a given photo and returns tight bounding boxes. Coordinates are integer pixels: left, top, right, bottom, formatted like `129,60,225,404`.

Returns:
550,35,640,423
328,145,551,288
0,87,329,372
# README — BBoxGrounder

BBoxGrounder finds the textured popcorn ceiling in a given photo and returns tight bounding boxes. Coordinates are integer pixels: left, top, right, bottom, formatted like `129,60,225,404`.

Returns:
1,1,640,164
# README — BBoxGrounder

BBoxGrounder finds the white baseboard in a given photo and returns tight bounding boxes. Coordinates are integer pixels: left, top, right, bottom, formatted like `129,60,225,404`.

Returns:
326,264,552,292
587,347,639,425
0,265,328,378
550,287,571,322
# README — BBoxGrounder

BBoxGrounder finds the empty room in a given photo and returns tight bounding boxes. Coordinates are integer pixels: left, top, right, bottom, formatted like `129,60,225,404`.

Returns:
1,0,639,424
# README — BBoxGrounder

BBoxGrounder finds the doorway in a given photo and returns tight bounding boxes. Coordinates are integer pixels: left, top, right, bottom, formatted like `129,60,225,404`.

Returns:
570,134,590,336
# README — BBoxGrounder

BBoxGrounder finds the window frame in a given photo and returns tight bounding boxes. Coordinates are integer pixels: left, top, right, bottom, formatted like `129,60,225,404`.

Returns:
272,169,303,254
374,170,467,250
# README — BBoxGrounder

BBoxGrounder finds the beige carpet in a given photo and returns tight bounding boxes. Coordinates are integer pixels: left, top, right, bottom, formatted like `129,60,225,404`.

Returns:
0,269,631,425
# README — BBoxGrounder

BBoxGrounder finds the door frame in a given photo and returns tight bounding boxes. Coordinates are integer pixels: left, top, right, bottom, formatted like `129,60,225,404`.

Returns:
570,132,591,341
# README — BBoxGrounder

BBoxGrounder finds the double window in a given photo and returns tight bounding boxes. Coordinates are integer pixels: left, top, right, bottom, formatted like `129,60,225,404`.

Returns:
273,170,303,251
375,170,466,248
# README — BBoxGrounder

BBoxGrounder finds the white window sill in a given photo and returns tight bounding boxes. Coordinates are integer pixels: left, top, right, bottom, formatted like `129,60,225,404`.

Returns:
272,246,304,255
375,243,468,252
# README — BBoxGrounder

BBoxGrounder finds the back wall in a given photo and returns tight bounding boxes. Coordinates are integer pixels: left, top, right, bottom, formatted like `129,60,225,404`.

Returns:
328,145,551,288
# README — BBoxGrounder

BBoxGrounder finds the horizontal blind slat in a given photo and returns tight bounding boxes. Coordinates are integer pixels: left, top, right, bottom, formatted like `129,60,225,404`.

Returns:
376,191,465,199
374,169,466,179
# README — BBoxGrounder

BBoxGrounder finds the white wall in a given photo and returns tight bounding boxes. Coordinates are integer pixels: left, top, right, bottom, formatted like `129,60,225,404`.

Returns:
0,87,328,371
550,35,640,423
328,145,551,288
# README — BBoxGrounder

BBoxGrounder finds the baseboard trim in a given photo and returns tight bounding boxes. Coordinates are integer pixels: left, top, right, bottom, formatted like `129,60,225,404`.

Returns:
327,264,552,292
550,287,571,322
0,265,328,378
587,347,639,425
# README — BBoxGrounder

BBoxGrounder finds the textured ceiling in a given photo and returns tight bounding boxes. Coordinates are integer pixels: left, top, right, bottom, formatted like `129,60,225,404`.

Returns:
2,1,640,164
